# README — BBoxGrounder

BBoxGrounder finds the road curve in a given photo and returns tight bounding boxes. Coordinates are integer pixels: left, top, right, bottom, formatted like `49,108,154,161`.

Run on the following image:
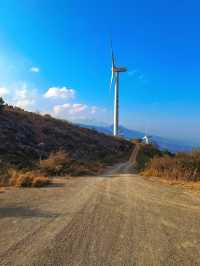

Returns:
1,163,200,265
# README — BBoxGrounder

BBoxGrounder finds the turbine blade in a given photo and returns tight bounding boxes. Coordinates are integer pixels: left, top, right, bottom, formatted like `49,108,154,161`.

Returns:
109,38,115,93
112,50,115,68
110,70,114,91
110,39,115,68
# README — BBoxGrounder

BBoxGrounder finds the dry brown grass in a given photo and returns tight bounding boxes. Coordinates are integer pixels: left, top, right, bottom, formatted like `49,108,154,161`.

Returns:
39,150,72,176
70,161,103,176
39,150,103,177
9,169,51,188
134,144,162,171
142,149,200,182
0,187,5,193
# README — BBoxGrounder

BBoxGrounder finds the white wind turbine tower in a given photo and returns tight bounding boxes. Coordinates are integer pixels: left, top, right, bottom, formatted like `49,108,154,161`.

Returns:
110,45,127,136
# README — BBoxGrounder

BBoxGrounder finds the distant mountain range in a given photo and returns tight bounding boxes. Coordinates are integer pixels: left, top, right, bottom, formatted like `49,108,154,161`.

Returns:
80,124,195,153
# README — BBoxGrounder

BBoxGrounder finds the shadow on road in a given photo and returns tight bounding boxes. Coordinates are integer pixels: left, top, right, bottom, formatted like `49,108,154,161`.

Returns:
0,206,58,219
48,182,66,188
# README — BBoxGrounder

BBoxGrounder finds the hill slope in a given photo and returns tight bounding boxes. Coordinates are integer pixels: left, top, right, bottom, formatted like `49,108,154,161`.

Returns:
0,106,133,168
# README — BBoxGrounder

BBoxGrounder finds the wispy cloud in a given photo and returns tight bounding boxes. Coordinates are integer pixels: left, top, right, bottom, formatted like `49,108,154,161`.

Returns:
53,103,88,115
52,103,106,121
14,84,36,109
0,87,9,97
1,82,108,123
44,87,75,99
30,67,40,73
1,82,37,110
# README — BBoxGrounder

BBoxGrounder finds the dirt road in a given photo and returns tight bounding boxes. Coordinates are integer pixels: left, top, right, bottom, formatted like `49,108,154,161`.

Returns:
1,163,200,265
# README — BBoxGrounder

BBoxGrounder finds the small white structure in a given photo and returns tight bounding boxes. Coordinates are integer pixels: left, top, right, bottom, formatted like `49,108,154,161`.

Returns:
143,135,152,145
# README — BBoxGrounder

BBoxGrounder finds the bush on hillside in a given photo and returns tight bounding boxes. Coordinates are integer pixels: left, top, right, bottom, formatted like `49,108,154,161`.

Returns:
143,149,200,182
135,144,163,171
39,149,103,176
39,150,72,176
9,169,51,187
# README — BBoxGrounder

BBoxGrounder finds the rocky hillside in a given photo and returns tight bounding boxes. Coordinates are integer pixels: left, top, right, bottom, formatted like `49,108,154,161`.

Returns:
0,105,133,168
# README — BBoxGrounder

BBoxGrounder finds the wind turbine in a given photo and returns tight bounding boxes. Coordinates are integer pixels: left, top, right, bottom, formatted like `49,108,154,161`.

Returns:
143,125,152,145
142,135,152,145
110,45,127,136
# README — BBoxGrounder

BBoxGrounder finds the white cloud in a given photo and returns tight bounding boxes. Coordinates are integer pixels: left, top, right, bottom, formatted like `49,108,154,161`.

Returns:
53,103,70,115
0,81,108,124
72,104,88,113
44,87,75,99
53,103,88,116
1,82,37,110
30,67,40,73
14,83,36,109
52,103,106,122
0,87,9,97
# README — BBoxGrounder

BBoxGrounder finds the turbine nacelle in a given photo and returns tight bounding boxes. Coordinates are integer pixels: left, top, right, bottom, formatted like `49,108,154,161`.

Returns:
113,66,127,73
110,50,127,90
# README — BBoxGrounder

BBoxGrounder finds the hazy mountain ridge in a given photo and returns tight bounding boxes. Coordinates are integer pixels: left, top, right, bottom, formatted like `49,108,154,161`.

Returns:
80,124,194,152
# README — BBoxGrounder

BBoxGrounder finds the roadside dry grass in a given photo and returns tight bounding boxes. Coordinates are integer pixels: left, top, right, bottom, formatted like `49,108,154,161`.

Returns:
9,169,51,188
134,144,163,171
131,145,200,190
143,150,200,182
0,150,108,188
0,187,5,193
139,149,200,191
39,150,104,177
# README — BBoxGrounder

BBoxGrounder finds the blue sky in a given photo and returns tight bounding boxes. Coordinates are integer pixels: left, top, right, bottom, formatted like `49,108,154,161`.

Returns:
0,0,200,143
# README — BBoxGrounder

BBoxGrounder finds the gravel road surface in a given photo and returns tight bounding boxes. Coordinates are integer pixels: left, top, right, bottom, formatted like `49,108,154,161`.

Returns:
1,163,200,265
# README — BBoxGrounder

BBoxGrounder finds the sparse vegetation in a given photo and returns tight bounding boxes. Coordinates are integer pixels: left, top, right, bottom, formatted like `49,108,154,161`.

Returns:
142,149,200,182
39,150,104,177
9,169,51,188
0,187,5,193
134,144,163,171
39,150,72,176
